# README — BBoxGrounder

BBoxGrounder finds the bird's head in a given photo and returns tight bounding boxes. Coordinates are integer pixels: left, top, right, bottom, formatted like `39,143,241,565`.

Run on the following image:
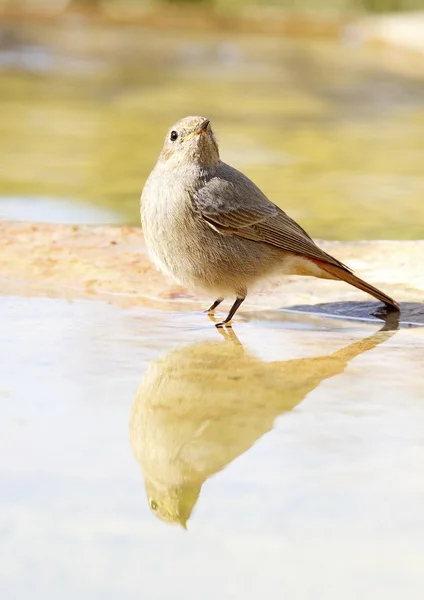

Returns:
159,115,220,170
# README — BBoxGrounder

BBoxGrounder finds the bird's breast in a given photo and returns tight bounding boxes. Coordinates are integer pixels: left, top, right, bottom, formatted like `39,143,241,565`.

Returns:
141,175,210,285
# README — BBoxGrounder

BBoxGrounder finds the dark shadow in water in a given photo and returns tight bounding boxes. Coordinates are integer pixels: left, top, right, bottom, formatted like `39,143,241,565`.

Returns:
282,301,424,327
129,313,399,528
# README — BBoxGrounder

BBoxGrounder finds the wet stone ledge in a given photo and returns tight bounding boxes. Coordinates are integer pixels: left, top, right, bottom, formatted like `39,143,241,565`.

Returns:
0,221,423,325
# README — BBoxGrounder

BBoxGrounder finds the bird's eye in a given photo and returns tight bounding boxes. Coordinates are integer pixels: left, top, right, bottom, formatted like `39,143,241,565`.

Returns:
150,500,158,511
170,130,178,142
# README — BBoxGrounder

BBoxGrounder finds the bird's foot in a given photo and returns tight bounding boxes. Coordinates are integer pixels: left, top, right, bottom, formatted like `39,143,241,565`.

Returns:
203,297,224,314
215,320,232,329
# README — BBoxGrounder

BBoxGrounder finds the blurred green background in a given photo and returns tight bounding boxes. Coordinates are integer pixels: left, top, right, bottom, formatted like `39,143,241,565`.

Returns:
0,0,423,239
24,1,424,12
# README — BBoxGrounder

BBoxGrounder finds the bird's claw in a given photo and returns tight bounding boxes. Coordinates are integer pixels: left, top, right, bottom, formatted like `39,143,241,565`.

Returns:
215,321,232,328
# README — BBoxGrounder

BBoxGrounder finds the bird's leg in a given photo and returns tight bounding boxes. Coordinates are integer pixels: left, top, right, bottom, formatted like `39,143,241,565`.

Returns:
216,296,245,328
204,297,224,313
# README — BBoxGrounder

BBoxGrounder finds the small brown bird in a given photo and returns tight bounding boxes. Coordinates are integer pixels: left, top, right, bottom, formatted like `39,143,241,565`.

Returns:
141,116,399,326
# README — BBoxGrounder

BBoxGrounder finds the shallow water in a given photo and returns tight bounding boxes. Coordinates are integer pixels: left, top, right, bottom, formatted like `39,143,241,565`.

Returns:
2,295,424,599
1,20,424,238
0,195,121,224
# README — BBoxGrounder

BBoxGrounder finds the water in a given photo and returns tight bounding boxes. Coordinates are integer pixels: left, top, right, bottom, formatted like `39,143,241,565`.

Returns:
0,195,121,224
1,20,424,238
1,295,424,599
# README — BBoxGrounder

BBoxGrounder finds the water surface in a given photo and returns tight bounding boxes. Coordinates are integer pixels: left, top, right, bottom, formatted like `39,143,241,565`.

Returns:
1,295,424,599
1,20,424,238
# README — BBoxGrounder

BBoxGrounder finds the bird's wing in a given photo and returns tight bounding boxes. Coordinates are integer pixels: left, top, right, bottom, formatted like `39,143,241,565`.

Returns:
191,162,350,270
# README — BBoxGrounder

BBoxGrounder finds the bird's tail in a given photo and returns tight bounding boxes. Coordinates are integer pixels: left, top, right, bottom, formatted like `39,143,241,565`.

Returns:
310,259,399,311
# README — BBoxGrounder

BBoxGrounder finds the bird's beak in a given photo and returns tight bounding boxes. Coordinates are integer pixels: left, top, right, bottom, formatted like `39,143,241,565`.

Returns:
182,119,210,142
196,118,210,135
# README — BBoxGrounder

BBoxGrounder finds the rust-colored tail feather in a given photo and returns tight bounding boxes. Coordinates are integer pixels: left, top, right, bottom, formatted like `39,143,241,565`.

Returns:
311,259,399,311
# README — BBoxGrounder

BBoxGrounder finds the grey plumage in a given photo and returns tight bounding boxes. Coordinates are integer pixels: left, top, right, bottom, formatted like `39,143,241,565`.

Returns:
141,115,398,325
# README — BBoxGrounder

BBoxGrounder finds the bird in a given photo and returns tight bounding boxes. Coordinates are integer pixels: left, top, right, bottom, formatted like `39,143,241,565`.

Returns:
141,116,399,327
130,318,398,527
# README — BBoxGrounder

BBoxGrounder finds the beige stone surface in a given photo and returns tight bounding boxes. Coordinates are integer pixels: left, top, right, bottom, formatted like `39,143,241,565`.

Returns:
0,221,422,312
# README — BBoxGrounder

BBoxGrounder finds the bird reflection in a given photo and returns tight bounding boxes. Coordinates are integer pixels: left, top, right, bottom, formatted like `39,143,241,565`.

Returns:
130,314,398,528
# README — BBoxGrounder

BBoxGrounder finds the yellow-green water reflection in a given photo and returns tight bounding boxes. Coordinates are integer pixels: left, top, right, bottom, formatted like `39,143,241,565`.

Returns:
1,21,424,238
130,321,397,527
